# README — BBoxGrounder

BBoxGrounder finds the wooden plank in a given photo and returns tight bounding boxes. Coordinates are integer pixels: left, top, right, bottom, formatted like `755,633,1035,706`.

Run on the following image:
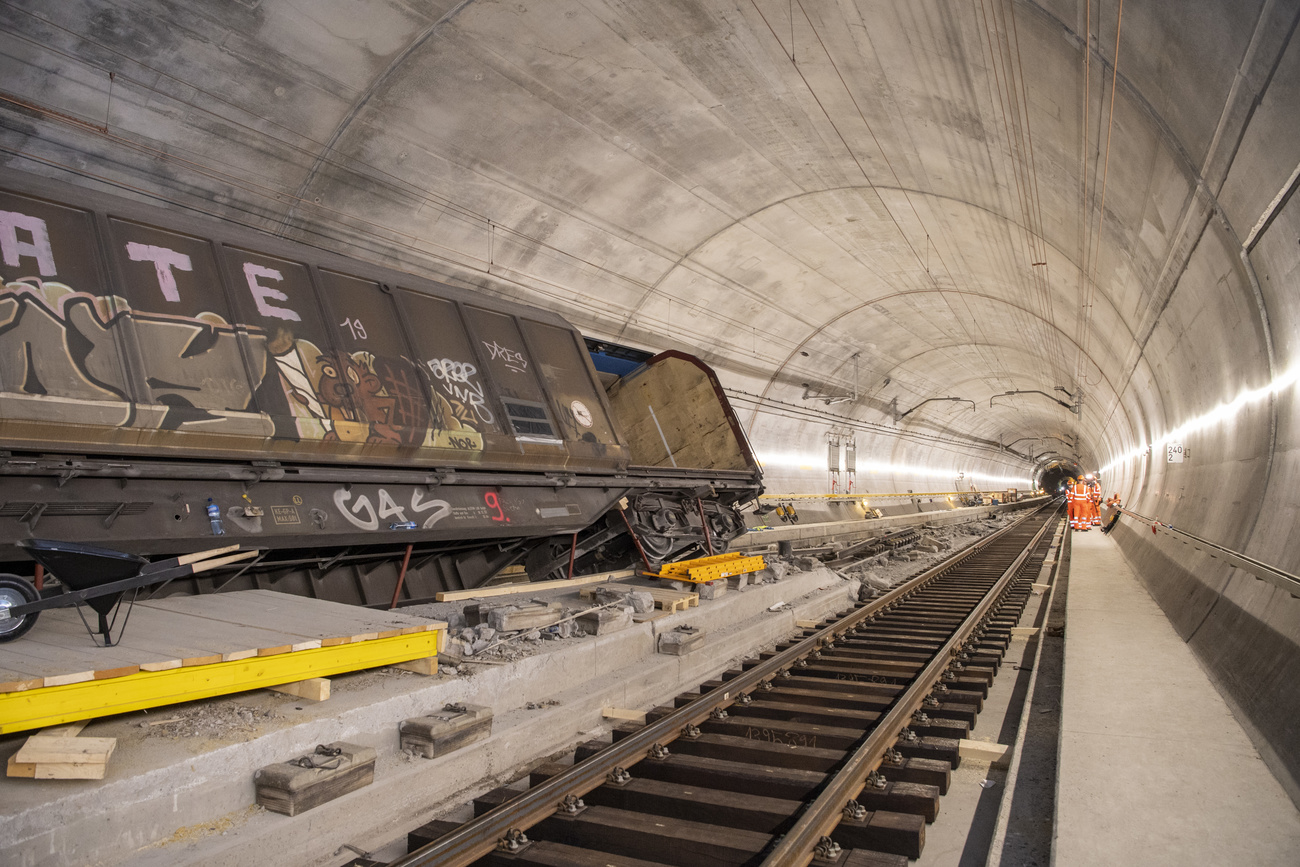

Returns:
267,677,330,702
0,664,44,692
958,739,1009,763
171,544,242,566
6,753,36,778
39,720,89,737
139,590,439,639
12,605,295,668
601,707,647,724
392,656,437,676
10,612,185,672
0,592,445,690
35,761,108,780
15,735,116,765
796,619,821,629
1010,627,1040,639
434,569,634,602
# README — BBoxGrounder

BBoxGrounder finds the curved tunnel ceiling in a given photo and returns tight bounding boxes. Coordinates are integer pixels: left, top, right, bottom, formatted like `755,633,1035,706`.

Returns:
1,0,1297,498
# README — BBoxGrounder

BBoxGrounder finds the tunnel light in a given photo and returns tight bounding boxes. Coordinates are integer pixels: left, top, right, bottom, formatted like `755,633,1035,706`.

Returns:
1100,364,1300,474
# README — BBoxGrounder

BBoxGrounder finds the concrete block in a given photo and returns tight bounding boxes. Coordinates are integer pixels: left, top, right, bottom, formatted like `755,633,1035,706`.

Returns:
658,627,706,656
577,606,633,634
726,571,750,591
627,591,655,613
400,704,493,759
697,579,728,600
488,603,564,632
254,743,375,816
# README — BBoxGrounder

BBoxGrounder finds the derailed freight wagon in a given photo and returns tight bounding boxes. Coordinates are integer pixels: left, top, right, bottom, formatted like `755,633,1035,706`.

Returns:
0,173,762,608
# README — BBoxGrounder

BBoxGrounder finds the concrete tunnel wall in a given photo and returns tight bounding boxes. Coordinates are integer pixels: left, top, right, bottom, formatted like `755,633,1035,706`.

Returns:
0,0,1297,803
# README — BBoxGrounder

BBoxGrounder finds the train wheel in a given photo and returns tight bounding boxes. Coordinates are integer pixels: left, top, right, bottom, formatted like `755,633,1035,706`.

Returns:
637,531,675,563
707,508,745,544
0,575,39,643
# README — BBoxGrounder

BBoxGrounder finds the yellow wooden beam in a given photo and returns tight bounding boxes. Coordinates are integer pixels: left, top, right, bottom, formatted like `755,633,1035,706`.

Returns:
0,630,439,734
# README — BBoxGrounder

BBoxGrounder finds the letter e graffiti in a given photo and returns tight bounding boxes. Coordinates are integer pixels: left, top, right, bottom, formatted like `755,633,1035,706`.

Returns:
126,242,192,302
243,262,300,321
0,211,57,277
334,488,378,530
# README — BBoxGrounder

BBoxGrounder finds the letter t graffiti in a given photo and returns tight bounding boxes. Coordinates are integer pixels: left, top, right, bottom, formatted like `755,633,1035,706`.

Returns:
125,242,192,302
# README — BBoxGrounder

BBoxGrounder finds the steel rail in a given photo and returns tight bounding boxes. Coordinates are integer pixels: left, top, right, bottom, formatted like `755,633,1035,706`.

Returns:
391,503,1054,867
760,506,1057,866
1117,506,1300,597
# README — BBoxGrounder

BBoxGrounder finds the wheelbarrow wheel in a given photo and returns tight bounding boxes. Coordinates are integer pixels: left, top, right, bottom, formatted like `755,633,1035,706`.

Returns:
0,575,39,642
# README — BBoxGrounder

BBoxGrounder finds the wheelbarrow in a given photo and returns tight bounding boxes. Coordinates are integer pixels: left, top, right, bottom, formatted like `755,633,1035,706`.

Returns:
0,540,258,646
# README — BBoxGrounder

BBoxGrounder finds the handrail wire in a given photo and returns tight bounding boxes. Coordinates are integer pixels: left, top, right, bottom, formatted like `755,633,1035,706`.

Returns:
1117,507,1299,597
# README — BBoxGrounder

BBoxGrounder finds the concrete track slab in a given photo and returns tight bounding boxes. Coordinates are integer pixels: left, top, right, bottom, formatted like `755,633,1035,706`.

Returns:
0,563,863,867
1055,530,1300,867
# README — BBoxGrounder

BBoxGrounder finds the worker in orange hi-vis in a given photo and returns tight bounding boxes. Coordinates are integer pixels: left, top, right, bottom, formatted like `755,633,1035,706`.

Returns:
1085,473,1102,527
1069,476,1092,530
1064,476,1080,530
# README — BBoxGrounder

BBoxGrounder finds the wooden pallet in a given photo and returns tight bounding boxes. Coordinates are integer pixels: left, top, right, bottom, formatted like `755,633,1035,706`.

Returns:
580,584,698,613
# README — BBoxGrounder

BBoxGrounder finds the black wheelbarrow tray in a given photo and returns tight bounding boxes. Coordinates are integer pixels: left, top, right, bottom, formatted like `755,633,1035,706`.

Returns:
0,540,258,646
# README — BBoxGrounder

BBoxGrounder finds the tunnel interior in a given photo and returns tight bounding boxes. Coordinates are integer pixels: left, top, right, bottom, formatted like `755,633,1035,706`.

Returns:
0,0,1297,806
1037,463,1078,495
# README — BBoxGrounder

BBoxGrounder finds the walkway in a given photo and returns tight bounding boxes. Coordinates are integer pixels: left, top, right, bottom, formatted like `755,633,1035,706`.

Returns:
1056,529,1300,865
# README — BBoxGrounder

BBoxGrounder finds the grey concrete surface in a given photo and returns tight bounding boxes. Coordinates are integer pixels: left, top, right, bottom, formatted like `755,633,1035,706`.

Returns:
0,565,860,867
2,0,1299,835
1056,529,1300,866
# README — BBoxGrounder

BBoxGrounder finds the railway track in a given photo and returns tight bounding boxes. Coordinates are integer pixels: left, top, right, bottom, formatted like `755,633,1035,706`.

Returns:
374,503,1062,867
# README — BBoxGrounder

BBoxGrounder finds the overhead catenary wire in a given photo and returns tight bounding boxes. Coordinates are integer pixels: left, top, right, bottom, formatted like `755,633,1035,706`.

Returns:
745,0,1022,400
1077,0,1126,391
725,387,1037,468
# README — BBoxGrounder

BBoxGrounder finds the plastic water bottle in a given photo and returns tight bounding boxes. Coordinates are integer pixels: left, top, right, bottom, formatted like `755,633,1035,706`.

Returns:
207,499,225,536
390,521,417,530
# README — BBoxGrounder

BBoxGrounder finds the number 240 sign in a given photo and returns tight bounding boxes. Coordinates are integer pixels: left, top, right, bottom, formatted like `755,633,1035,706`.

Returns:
1166,443,1184,463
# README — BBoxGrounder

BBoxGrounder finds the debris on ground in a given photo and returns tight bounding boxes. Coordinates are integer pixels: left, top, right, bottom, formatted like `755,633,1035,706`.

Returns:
525,700,561,710
142,703,280,740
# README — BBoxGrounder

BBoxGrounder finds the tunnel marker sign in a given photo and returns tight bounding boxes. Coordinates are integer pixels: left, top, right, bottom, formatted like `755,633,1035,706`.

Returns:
1166,443,1184,463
